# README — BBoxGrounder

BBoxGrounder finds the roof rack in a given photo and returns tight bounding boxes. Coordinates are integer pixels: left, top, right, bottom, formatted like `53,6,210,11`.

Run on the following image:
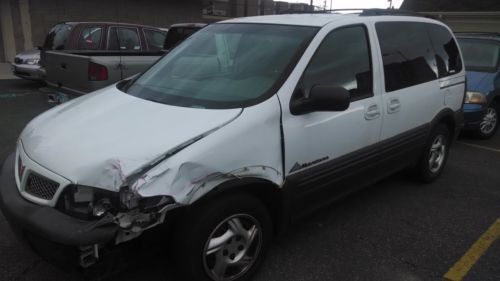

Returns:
277,8,436,19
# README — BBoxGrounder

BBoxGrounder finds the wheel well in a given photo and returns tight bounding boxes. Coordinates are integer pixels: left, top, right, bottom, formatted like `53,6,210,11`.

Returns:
191,179,287,235
438,115,456,140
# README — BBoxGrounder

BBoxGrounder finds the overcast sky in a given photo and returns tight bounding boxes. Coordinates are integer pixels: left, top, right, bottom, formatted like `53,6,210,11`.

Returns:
287,0,404,9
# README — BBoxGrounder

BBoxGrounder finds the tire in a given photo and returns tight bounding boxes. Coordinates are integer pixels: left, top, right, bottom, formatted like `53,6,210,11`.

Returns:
172,193,272,281
414,124,451,183
476,103,499,139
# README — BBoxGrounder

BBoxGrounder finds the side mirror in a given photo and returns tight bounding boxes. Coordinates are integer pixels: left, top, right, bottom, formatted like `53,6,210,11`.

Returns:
290,85,351,115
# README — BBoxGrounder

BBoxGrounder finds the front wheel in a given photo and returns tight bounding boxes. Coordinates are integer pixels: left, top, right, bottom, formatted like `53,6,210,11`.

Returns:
476,104,499,139
413,124,450,183
173,193,272,281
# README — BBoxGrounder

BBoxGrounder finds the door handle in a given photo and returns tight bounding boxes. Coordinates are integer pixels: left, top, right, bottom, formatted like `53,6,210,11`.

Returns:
365,104,381,120
388,98,401,113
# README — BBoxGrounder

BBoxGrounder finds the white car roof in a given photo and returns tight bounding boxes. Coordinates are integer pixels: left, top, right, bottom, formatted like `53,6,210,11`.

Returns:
221,13,445,28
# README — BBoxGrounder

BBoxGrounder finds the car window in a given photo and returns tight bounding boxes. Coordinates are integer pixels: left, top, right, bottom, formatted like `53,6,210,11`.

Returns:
43,24,72,50
301,25,373,101
108,27,141,51
376,22,437,92
127,23,318,109
144,29,166,51
458,38,500,72
77,26,103,50
163,27,202,50
427,24,462,77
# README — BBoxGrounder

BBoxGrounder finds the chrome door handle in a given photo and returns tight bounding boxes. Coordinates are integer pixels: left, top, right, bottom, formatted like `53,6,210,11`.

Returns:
365,104,381,120
388,98,401,113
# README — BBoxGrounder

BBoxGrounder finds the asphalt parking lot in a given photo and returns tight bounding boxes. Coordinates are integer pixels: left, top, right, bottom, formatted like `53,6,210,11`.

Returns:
0,79,499,281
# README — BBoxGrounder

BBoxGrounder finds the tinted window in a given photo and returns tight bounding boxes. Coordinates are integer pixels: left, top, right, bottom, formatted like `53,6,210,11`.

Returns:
164,27,202,50
77,26,103,50
43,24,72,50
428,24,462,77
458,38,500,72
144,29,166,51
301,25,373,101
108,27,141,50
376,22,437,92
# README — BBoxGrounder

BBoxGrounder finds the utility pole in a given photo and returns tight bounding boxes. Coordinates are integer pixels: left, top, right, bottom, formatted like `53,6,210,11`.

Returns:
388,0,393,9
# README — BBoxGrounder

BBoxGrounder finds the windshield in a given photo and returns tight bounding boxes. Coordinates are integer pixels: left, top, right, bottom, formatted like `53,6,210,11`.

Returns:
126,23,318,109
43,23,72,50
458,38,500,72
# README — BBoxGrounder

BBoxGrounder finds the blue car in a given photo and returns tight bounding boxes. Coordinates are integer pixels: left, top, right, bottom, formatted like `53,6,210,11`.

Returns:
457,33,500,139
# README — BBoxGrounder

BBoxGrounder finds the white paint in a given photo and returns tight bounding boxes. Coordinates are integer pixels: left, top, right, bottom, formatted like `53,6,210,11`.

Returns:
20,85,242,192
287,0,404,9
16,13,465,210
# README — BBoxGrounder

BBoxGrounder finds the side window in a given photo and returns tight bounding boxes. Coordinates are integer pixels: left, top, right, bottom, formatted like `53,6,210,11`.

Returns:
144,29,166,51
108,27,141,51
77,26,103,50
427,24,463,77
376,22,437,92
302,25,373,101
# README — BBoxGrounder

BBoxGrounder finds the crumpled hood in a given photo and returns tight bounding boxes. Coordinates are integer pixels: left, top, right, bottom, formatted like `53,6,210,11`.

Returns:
20,86,242,190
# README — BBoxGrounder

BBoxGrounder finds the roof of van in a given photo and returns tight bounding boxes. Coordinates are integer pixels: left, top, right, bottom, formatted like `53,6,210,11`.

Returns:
222,12,441,27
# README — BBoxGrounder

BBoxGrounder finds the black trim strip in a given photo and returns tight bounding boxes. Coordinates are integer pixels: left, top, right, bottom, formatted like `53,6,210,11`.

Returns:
440,81,465,90
284,123,430,218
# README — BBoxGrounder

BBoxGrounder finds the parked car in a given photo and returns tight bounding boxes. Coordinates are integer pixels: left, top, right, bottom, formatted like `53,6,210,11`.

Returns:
163,23,206,51
456,33,500,139
11,49,45,81
43,22,167,95
0,10,465,281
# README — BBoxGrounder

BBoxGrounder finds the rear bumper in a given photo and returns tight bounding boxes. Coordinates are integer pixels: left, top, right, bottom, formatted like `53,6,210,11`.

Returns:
11,63,45,81
0,153,118,246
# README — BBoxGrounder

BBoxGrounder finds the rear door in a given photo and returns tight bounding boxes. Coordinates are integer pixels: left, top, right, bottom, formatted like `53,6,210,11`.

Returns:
374,21,441,140
282,24,383,214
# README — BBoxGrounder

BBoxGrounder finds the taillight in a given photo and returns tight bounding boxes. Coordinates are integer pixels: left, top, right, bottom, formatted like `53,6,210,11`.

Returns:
88,62,108,81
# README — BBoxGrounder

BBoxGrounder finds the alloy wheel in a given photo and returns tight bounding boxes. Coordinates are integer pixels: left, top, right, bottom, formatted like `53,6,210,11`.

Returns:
479,107,497,135
203,214,262,281
428,135,446,173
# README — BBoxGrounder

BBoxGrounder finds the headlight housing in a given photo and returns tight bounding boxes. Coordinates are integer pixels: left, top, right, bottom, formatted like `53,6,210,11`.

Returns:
57,185,120,220
465,91,487,104
57,185,175,220
25,57,40,65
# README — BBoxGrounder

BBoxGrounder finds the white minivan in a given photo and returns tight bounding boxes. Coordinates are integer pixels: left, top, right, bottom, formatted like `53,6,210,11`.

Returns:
0,10,465,281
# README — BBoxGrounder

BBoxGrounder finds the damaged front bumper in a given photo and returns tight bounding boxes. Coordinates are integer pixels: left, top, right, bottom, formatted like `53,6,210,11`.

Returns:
0,154,118,246
0,153,179,267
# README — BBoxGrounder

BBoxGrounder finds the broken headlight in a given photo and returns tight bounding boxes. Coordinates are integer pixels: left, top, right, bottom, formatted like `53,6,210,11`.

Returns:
57,185,120,220
57,185,175,220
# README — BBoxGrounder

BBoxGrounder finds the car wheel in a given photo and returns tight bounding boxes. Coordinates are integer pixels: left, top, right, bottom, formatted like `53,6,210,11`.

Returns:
414,124,450,183
476,103,499,139
173,193,272,281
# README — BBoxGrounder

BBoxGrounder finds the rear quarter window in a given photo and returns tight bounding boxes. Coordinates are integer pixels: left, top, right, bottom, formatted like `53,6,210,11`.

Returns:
427,24,462,77
376,21,437,92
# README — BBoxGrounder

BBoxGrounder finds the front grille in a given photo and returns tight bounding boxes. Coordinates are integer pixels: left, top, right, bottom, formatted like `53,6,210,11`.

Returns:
25,173,59,200
14,57,23,64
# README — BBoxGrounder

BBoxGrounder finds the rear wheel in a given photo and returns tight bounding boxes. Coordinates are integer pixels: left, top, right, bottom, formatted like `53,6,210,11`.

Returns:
414,124,450,183
476,103,499,139
173,193,272,281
